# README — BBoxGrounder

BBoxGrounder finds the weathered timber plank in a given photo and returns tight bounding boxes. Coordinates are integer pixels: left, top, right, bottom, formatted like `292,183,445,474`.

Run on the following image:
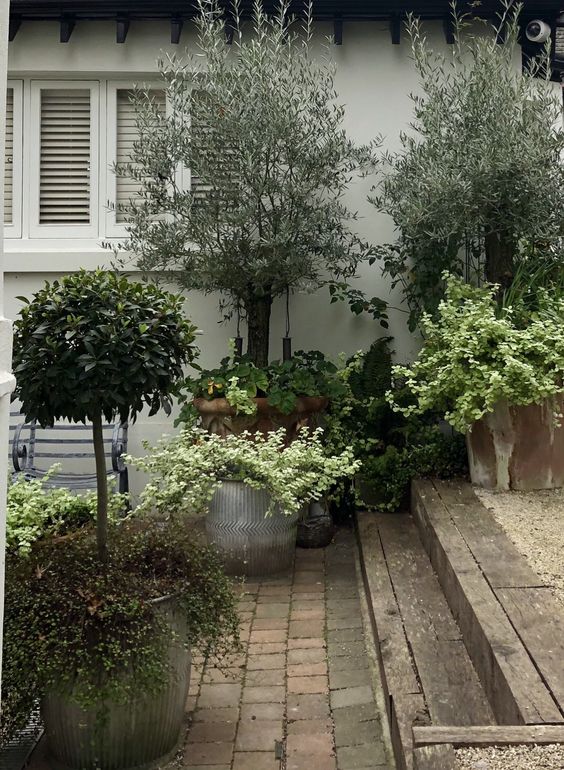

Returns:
377,513,495,727
356,512,425,770
390,693,428,770
411,480,563,725
356,512,420,695
413,724,564,746
496,586,564,712
434,480,542,589
413,743,457,770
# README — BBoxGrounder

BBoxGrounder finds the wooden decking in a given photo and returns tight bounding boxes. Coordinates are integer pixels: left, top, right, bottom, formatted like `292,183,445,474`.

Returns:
357,479,564,770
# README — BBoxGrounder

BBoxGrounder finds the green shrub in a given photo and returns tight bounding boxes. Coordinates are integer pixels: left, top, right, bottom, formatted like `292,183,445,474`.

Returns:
131,427,360,518
357,428,468,512
389,274,564,433
6,471,126,556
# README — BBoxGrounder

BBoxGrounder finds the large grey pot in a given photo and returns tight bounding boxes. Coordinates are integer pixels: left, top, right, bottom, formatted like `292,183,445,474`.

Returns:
41,598,191,770
207,481,299,576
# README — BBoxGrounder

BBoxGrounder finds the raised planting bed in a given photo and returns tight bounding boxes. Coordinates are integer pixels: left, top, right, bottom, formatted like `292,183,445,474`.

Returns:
412,479,564,725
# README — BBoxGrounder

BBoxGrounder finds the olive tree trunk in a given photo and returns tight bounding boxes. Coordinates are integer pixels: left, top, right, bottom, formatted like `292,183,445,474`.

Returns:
245,294,273,368
92,410,109,563
485,231,515,290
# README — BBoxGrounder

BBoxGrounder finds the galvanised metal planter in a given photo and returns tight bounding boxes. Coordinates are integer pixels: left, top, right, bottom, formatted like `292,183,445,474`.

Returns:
41,598,191,770
207,481,299,576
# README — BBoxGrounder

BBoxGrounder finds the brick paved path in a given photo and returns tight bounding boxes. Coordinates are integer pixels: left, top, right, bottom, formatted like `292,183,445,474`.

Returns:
183,528,393,770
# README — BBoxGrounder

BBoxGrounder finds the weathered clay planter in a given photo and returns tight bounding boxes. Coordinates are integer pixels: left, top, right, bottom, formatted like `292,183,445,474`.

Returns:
41,598,191,770
194,396,328,440
466,396,564,490
207,481,299,576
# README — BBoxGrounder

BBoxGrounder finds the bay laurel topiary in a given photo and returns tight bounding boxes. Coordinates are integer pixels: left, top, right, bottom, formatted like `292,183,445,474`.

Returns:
12,269,198,560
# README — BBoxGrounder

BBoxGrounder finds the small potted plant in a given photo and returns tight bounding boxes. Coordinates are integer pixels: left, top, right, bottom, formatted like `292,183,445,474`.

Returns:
131,426,360,576
388,273,564,491
9,270,240,770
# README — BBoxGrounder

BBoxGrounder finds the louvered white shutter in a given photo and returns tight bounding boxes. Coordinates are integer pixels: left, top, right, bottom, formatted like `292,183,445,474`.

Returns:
39,88,91,225
115,88,165,223
4,87,13,225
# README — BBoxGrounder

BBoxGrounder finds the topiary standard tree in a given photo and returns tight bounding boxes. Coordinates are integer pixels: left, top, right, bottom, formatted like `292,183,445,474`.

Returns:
12,270,198,562
113,0,379,367
371,1,564,329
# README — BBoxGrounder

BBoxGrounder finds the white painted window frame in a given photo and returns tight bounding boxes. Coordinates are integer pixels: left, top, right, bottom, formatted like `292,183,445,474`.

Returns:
104,80,166,238
28,79,100,239
5,80,23,239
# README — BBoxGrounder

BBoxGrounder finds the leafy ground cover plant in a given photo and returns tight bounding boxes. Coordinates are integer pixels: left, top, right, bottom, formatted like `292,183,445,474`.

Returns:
179,349,349,423
12,270,197,561
371,2,564,329
114,0,379,365
131,427,360,518
7,470,126,556
1,521,240,742
388,274,564,433
323,337,468,512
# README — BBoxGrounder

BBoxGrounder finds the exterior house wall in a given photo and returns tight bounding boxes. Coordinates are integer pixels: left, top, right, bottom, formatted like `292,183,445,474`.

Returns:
3,19,503,492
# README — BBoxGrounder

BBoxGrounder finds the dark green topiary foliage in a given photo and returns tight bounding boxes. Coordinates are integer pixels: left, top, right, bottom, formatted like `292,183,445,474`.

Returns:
13,270,197,426
12,270,198,561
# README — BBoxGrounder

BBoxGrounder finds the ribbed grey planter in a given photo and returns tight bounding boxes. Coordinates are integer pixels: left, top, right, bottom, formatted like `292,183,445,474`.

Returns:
207,481,299,576
41,599,191,770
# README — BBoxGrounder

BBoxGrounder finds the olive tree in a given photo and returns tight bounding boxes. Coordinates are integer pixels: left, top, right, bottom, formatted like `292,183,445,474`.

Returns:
114,0,378,367
372,1,564,329
12,270,198,561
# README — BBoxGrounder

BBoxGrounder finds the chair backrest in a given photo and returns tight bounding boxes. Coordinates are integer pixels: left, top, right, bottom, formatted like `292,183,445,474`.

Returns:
10,414,129,494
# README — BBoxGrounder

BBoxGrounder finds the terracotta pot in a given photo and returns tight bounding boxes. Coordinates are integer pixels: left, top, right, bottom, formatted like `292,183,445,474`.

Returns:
466,396,564,490
193,396,328,440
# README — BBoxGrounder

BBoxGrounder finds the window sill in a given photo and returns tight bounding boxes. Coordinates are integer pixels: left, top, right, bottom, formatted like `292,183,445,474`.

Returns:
4,240,123,273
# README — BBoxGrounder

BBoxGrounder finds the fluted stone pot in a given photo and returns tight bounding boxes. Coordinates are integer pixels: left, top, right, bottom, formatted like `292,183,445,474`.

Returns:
41,598,191,770
207,481,299,576
467,396,564,490
194,396,328,441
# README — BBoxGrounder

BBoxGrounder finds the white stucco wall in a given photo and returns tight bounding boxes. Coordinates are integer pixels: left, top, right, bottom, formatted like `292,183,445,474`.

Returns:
5,18,447,491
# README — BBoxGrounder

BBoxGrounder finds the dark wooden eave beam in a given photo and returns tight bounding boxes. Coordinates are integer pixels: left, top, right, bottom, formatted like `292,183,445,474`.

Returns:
116,13,129,43
443,14,455,44
60,14,76,42
390,13,401,44
9,14,22,41
171,15,182,44
333,13,343,45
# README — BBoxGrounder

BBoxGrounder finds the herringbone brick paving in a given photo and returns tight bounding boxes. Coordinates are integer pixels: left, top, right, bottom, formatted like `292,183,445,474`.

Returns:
183,528,393,770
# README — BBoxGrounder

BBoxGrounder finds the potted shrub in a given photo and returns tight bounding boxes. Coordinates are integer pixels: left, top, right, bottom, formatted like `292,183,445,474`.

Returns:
7,270,241,770
179,349,348,438
388,274,564,491
131,426,359,576
113,1,380,377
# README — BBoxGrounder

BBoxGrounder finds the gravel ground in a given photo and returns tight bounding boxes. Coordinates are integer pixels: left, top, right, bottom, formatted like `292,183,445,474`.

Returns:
456,744,564,769
474,487,564,605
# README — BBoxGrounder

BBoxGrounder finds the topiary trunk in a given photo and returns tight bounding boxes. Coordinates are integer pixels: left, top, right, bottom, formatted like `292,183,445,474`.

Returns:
245,293,273,368
92,411,109,563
